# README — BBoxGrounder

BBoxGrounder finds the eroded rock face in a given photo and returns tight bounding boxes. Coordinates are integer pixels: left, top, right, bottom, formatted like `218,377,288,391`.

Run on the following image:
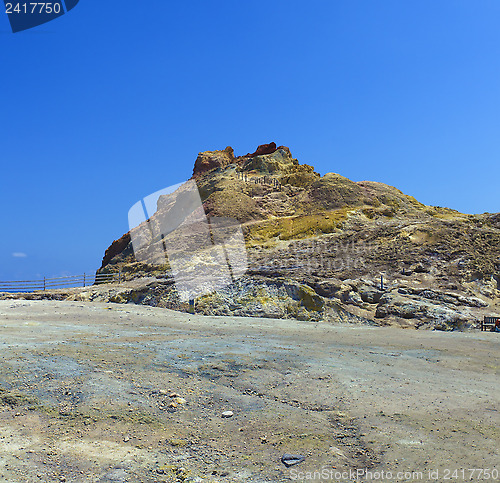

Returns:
241,147,297,174
95,143,500,330
243,142,279,158
192,146,235,177
101,233,132,269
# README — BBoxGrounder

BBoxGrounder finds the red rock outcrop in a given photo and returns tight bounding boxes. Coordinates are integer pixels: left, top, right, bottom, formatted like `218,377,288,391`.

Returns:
192,146,235,177
243,142,278,158
100,233,131,268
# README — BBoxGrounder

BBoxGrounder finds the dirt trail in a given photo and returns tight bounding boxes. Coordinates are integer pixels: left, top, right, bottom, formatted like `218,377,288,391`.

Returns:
0,300,498,482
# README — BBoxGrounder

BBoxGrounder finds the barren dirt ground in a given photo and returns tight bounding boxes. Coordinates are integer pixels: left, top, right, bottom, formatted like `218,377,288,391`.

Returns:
0,300,498,482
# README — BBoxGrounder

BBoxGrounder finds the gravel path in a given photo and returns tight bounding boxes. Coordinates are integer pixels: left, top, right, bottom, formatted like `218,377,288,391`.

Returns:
0,300,498,482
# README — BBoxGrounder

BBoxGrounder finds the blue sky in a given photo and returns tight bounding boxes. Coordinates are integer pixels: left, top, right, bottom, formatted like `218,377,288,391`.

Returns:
1,0,500,281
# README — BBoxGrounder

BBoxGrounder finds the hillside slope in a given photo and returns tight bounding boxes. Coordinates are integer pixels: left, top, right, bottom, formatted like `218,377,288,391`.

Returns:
97,143,500,330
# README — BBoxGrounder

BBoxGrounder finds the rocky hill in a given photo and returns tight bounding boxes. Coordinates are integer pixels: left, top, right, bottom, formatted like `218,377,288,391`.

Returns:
96,143,500,330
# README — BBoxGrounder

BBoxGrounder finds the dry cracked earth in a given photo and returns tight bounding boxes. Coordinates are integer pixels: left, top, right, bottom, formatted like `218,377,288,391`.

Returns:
0,300,498,482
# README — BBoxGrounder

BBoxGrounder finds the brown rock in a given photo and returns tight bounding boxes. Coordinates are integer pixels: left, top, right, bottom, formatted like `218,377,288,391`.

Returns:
243,142,278,158
192,146,235,177
100,233,131,268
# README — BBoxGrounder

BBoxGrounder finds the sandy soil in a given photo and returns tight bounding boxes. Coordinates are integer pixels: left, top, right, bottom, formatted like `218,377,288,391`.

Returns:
0,300,498,482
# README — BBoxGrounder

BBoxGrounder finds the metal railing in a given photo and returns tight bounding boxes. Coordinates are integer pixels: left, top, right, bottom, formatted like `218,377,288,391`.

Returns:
0,271,121,293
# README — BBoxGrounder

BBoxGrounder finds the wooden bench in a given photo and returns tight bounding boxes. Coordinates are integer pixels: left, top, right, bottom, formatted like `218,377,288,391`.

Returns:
481,316,500,331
